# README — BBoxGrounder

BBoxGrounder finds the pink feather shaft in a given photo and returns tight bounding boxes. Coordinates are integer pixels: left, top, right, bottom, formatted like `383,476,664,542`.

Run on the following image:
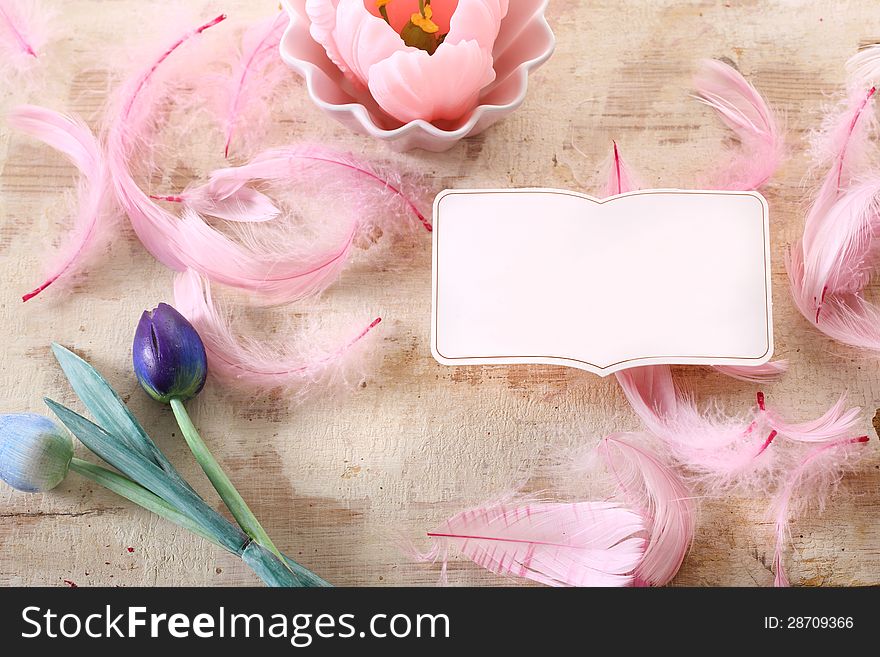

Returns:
771,435,870,587
0,0,41,58
425,501,647,587
8,105,114,301
693,59,783,191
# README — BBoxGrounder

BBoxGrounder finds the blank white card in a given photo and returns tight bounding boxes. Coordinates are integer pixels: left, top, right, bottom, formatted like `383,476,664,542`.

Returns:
431,188,773,376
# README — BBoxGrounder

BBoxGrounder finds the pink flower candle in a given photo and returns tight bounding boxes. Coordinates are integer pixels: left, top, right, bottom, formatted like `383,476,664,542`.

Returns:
305,0,509,124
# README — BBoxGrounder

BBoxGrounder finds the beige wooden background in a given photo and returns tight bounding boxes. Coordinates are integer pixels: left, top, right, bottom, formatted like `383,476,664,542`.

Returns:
1,0,878,587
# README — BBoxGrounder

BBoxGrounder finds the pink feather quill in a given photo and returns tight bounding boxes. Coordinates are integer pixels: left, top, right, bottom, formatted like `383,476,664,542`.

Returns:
0,0,51,81
693,58,784,191
7,105,115,301
770,435,870,587
173,268,382,392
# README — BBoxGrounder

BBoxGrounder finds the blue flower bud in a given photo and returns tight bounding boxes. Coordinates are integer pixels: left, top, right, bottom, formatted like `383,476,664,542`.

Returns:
0,414,73,492
133,303,208,404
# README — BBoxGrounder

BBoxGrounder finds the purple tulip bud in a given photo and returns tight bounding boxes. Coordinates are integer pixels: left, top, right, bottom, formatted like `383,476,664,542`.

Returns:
133,303,208,404
0,414,73,492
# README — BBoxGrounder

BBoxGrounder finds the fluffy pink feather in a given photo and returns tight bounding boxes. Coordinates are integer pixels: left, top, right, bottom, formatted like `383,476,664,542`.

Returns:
761,393,862,445
770,435,870,587
423,500,647,587
173,268,382,392
615,366,777,486
0,0,51,81
105,15,427,303
151,185,279,223
419,436,695,587
7,105,115,301
617,366,862,488
597,434,695,586
693,58,784,191
217,11,290,158
788,47,880,350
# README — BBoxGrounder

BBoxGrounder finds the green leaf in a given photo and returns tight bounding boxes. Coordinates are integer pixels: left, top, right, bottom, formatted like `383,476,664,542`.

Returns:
281,556,333,587
241,541,304,587
46,397,248,555
51,343,194,492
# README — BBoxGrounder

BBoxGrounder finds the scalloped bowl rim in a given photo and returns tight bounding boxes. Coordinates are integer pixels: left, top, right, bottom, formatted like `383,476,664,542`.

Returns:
279,0,556,141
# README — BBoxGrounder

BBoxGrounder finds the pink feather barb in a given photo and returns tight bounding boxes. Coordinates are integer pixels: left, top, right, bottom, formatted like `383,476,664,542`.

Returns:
693,58,784,191
0,0,51,81
7,105,115,301
788,46,880,351
418,435,694,587
173,268,382,392
770,435,870,587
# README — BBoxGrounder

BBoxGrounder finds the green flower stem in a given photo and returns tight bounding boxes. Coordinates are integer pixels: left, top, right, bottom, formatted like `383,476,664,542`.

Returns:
169,398,283,562
69,457,224,549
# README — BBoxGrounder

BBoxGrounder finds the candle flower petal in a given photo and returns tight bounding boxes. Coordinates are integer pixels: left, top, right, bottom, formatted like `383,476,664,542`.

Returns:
0,414,73,492
306,0,508,123
368,38,494,123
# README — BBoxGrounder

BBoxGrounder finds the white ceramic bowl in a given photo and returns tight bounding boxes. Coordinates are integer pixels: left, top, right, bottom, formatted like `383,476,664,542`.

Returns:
279,0,555,152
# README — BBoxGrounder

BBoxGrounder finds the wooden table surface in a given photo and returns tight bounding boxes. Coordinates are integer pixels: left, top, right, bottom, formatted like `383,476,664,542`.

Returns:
1,0,878,587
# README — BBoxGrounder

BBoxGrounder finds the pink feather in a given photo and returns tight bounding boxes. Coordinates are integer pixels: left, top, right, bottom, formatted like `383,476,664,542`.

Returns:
770,435,870,587
152,185,280,223
217,11,290,158
423,501,647,587
106,20,427,303
788,47,880,350
7,105,115,301
693,58,784,191
711,361,788,383
105,15,427,303
597,434,695,586
761,393,862,445
172,268,382,392
0,0,51,80
420,436,694,587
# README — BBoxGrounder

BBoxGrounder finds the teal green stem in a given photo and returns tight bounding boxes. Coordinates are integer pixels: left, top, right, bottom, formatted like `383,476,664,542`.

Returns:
169,398,283,562
69,457,224,550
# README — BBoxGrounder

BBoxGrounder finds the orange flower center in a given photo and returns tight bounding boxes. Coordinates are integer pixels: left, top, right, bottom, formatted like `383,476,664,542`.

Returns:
367,1,457,39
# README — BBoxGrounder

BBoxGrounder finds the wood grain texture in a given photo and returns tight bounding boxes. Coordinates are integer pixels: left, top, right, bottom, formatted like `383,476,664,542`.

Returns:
1,0,878,587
